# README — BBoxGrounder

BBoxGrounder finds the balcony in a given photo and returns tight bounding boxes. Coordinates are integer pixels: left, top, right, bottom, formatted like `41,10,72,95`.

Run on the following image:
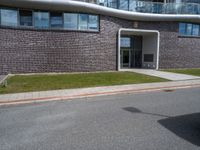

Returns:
74,0,200,14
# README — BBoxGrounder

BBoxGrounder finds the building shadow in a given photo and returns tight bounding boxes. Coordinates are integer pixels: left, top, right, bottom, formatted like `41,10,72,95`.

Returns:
122,107,200,146
158,113,200,146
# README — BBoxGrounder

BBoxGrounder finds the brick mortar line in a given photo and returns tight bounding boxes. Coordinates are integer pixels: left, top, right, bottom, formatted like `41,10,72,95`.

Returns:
0,83,200,106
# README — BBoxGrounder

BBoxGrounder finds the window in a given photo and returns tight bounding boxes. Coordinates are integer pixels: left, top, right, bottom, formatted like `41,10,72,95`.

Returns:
88,15,98,31
19,10,32,27
186,23,192,36
119,0,129,11
79,14,88,30
192,24,199,36
34,12,49,29
179,23,186,35
120,37,131,48
1,9,18,26
0,7,99,31
107,0,117,8
179,22,200,37
63,13,78,30
50,12,63,28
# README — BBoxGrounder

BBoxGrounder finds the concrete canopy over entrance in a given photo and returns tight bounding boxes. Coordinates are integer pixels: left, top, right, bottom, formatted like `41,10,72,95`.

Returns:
118,28,160,70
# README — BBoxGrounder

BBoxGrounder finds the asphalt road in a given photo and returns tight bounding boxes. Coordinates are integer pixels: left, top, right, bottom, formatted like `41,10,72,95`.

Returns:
0,87,200,150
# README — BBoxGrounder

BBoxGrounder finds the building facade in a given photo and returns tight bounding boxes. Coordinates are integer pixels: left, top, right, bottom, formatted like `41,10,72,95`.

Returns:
0,0,200,74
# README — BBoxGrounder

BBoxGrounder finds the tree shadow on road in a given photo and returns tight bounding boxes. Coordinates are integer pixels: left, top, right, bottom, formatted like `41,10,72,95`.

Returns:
158,112,200,146
123,107,200,146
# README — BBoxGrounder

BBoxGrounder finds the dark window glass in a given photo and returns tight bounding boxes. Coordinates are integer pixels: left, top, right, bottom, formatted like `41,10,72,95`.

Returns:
34,12,49,29
50,12,63,28
192,24,199,36
88,15,98,31
179,23,186,35
144,54,154,62
19,10,32,26
79,14,88,30
63,13,78,30
1,9,18,26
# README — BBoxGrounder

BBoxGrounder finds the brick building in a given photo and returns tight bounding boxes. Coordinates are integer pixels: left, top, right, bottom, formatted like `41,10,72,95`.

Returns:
0,0,200,74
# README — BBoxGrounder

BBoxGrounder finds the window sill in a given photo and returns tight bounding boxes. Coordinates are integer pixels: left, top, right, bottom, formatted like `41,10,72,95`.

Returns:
178,35,200,39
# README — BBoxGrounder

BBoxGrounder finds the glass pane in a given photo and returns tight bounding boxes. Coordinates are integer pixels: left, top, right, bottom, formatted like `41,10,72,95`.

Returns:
119,0,129,10
88,0,97,4
107,0,117,8
121,37,131,47
79,14,88,30
179,23,186,35
64,13,78,30
19,10,32,26
186,24,192,35
1,9,18,26
88,15,98,31
192,24,199,36
34,12,49,29
50,12,63,28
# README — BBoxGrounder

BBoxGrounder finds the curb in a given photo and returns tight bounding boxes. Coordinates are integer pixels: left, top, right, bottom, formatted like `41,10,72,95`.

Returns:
0,83,200,106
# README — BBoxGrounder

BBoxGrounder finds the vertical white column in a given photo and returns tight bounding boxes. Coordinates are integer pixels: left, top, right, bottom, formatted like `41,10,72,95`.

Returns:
156,31,160,70
118,29,121,71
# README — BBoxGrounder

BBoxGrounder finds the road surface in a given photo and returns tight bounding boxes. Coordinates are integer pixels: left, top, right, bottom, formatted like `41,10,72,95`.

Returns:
0,87,200,150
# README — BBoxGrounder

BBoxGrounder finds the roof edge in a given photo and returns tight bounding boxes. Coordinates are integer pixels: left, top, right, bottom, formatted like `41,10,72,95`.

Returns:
0,0,200,23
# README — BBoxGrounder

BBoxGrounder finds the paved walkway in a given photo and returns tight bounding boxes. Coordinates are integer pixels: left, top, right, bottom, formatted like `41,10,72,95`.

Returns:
0,75,7,85
122,69,200,81
0,79,200,106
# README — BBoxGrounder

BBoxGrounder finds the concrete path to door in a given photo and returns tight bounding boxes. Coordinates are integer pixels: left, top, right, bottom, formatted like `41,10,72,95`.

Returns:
122,69,200,81
0,75,8,85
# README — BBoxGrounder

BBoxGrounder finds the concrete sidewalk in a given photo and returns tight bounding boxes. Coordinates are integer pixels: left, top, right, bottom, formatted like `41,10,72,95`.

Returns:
0,75,7,85
121,69,200,81
0,79,200,106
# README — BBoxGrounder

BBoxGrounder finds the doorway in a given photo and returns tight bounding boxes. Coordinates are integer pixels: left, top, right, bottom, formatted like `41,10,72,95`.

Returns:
118,28,160,70
120,36,142,69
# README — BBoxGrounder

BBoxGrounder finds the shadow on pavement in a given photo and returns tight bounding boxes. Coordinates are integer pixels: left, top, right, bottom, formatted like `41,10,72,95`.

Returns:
123,107,200,146
123,107,170,118
158,113,200,146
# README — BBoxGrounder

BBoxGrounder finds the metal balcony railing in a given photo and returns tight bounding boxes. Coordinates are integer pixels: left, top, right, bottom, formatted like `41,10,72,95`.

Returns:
74,0,200,14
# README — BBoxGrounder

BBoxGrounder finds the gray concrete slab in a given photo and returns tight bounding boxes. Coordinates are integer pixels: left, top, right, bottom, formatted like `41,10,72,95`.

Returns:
0,75,7,85
122,69,200,81
0,87,200,150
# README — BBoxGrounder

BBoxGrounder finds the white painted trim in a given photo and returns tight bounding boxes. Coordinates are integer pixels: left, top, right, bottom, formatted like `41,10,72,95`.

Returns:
118,28,160,71
156,32,160,70
0,0,200,22
118,29,121,71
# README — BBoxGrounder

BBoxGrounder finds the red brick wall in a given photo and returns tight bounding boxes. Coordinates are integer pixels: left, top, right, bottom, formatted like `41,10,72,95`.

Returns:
0,16,200,74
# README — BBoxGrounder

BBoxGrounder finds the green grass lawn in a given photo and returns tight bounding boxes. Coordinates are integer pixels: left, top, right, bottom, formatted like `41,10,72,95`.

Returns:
0,72,168,94
162,68,200,76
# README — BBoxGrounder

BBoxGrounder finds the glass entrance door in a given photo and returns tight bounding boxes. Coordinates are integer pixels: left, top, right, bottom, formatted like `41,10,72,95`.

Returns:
120,37,131,68
121,49,130,68
120,36,142,69
132,36,142,68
